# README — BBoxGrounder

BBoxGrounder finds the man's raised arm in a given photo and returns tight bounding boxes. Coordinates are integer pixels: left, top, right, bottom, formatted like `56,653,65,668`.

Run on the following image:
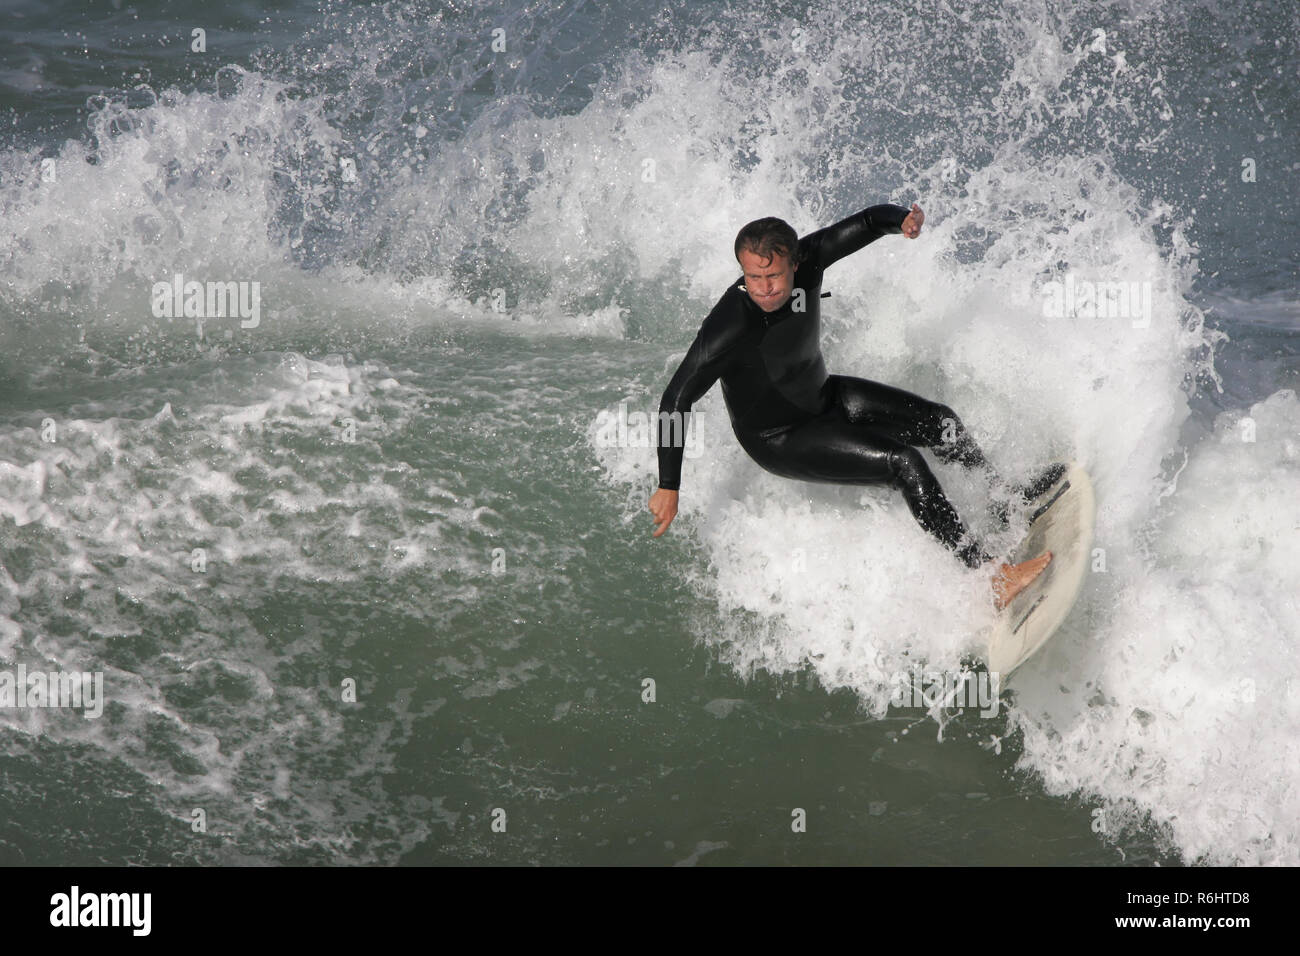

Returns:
800,202,919,271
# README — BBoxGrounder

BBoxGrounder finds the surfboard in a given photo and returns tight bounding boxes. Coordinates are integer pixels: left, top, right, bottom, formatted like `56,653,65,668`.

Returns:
987,461,1095,679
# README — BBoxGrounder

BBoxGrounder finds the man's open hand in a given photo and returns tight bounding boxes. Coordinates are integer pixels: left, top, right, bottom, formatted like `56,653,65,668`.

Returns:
902,202,924,238
648,488,678,537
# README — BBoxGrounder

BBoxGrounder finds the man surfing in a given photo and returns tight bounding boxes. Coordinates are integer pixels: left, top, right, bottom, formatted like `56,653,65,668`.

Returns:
646,202,1058,610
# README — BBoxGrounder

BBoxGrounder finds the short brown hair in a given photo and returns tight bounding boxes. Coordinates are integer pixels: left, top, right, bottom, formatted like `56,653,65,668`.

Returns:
734,217,800,265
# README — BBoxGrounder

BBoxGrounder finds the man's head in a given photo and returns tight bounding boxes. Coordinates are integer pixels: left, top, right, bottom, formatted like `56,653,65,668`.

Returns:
735,217,799,312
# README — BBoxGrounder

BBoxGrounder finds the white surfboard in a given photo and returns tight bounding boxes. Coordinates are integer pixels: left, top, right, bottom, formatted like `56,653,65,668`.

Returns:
987,461,1095,679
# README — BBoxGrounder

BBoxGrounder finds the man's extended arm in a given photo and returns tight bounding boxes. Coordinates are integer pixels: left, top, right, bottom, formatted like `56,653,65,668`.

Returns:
655,294,744,491
800,203,912,271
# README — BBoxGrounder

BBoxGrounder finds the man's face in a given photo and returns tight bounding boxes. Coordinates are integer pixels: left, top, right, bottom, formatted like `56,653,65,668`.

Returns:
738,248,796,312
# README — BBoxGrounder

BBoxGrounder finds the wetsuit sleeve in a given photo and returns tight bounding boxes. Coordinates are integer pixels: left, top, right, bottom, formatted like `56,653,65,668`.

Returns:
800,203,911,270
656,292,744,491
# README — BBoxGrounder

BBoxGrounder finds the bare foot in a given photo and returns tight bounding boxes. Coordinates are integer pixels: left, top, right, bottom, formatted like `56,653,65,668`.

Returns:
992,551,1052,611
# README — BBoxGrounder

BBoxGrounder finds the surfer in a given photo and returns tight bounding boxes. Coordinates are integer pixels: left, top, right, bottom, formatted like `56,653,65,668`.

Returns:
647,202,1056,610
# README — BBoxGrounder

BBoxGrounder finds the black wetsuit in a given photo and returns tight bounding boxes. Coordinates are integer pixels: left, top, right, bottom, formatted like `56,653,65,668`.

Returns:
656,203,996,568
